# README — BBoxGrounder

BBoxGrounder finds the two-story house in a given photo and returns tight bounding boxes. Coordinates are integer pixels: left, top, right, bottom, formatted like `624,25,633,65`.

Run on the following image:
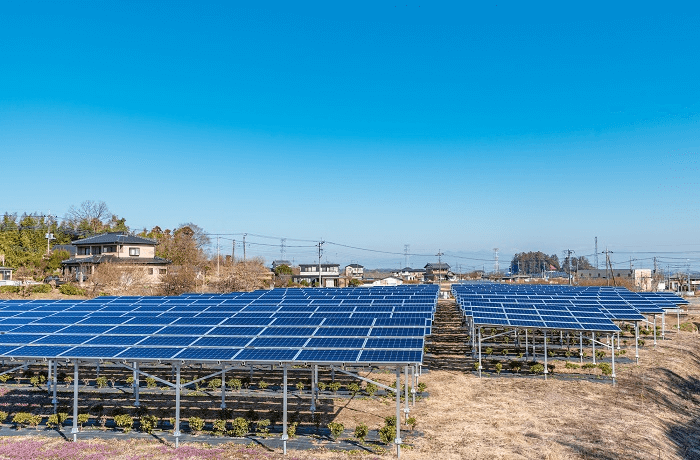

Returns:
392,266,425,281
294,263,341,287
424,262,451,282
61,232,171,283
344,263,364,279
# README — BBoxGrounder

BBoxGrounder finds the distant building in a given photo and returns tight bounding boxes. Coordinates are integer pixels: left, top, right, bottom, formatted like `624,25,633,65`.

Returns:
424,263,452,282
61,232,171,283
667,273,700,293
294,263,341,287
344,264,364,279
271,260,293,270
0,267,14,286
364,275,403,287
577,269,653,291
393,267,425,281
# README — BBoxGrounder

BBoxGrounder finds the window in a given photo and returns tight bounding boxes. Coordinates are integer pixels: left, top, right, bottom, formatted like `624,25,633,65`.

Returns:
129,247,140,256
148,268,154,275
103,246,116,253
79,247,90,255
159,269,167,274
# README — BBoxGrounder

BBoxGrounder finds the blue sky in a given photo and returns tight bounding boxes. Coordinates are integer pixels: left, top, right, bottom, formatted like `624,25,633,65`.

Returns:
1,1,699,270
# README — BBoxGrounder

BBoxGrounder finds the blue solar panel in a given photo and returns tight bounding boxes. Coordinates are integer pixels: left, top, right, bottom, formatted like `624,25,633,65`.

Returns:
0,334,45,344
157,326,212,335
305,337,365,348
314,327,370,337
139,336,198,346
248,337,309,348
261,327,315,336
365,338,423,349
297,349,359,362
34,335,94,345
207,327,264,336
87,335,146,345
117,347,182,359
10,345,73,357
192,337,251,347
235,348,299,361
370,327,424,337
177,348,242,360
60,346,127,358
359,349,422,363
12,325,65,333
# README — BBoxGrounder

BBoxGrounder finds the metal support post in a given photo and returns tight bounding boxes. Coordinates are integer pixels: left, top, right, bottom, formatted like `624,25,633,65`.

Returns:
478,327,482,378
47,360,52,394
616,332,621,350
403,365,409,423
96,362,100,378
579,332,583,364
282,364,288,455
653,315,657,347
331,366,335,381
592,332,596,365
560,330,563,346
133,362,140,406
395,367,402,458
71,361,79,442
611,338,616,385
411,365,416,406
543,330,548,380
174,362,181,448
310,366,316,413
634,322,639,364
52,361,58,413
532,331,536,359
220,368,226,409
662,313,665,340
525,329,529,360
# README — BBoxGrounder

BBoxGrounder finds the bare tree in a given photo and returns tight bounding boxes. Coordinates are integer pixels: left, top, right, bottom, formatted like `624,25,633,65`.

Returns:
65,201,111,234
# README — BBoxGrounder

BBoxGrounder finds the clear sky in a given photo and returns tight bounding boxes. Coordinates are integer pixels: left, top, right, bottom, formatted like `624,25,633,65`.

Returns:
2,1,699,270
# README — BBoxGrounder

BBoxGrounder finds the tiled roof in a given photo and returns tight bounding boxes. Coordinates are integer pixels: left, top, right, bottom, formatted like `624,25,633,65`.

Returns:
61,255,170,266
71,233,157,246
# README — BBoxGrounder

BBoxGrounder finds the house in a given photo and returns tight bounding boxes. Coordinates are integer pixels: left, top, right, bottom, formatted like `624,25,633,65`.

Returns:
294,263,341,287
364,275,403,287
344,264,364,279
392,267,425,281
271,260,292,270
577,269,653,291
0,267,14,286
424,263,452,282
61,232,171,283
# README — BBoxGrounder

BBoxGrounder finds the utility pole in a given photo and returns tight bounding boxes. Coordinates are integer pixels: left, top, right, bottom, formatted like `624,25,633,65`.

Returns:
404,244,410,268
437,250,444,282
493,248,499,274
565,249,574,285
45,232,54,256
243,233,247,262
216,236,220,277
594,237,599,269
232,239,235,262
317,241,324,287
281,238,286,260
604,248,615,286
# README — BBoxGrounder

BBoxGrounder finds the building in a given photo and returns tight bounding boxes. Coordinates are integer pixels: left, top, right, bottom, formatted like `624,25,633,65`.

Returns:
364,275,403,287
424,263,452,282
61,232,171,283
667,273,700,293
577,269,653,291
0,267,14,286
271,260,293,270
344,264,364,279
294,263,341,287
392,267,425,281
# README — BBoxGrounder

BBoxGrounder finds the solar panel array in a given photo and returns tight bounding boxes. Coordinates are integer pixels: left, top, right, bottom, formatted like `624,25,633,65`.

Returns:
451,284,681,332
0,285,438,365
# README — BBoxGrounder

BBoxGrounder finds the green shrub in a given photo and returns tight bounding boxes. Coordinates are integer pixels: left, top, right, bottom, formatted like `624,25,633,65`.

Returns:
12,412,33,429
364,382,376,396
95,376,108,388
354,422,369,441
317,381,327,391
565,362,580,369
114,414,134,433
0,286,20,294
407,416,417,430
207,378,221,390
0,411,7,423
295,381,304,393
378,425,394,444
347,382,360,395
77,413,89,428
595,350,605,359
473,362,480,371
582,363,597,369
328,382,341,393
227,378,242,391
59,284,86,296
328,421,344,440
258,380,269,390
229,417,249,437
385,415,397,427
30,376,40,387
0,374,10,383
530,363,544,374
46,414,62,429
212,419,226,435
495,363,502,374
145,377,157,388
287,421,298,438
126,376,134,387
547,363,555,374
598,363,613,376
31,284,52,294
188,416,204,434
485,347,493,356
140,414,158,434
501,349,509,356
255,418,270,434
417,382,427,393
